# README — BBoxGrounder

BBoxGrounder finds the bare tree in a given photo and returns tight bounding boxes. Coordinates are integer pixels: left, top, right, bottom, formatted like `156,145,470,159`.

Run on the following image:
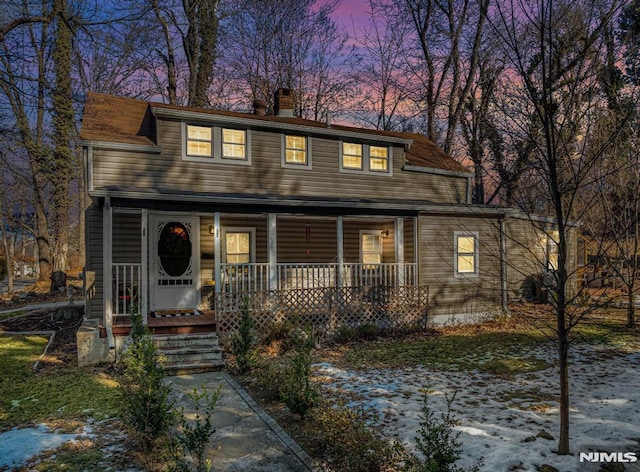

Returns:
383,0,490,153
489,0,629,455
221,0,352,116
148,0,222,106
0,0,54,282
347,1,418,131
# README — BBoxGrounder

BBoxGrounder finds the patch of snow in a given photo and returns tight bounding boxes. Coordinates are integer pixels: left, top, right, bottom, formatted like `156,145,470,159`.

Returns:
314,342,640,471
0,423,84,469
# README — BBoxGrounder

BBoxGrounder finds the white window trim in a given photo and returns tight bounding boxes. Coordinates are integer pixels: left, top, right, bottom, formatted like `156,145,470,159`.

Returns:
454,231,479,278
281,134,312,169
360,230,383,264
222,227,256,264
339,141,393,176
182,122,252,165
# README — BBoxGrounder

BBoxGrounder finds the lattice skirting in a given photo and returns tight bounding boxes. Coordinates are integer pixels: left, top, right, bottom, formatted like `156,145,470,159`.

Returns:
214,285,430,337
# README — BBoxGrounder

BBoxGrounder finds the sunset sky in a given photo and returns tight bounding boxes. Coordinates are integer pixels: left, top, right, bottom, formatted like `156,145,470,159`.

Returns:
329,0,372,33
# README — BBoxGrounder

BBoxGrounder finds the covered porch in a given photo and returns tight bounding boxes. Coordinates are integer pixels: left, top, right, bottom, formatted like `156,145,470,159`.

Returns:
98,203,419,340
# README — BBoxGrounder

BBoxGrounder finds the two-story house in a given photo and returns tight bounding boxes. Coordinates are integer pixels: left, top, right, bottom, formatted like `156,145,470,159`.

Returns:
77,90,576,366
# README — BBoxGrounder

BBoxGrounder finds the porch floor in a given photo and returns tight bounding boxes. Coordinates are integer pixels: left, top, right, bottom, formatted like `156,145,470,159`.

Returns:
112,310,216,335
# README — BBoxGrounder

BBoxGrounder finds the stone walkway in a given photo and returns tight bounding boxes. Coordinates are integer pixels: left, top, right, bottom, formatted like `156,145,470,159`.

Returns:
167,372,314,472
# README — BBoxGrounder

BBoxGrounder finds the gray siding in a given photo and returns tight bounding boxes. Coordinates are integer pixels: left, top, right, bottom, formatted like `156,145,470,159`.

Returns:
419,214,502,317
505,218,578,301
86,205,103,321
113,212,141,263
91,119,468,204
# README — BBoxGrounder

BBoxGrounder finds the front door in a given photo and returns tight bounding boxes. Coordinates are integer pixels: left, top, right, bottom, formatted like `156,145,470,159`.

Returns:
150,214,199,311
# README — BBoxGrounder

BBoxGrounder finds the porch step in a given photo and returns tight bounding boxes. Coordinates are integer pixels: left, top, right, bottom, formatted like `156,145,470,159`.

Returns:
154,333,224,374
153,333,220,350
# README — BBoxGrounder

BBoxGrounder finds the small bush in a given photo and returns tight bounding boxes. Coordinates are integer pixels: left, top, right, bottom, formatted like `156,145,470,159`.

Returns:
357,323,380,340
230,297,254,373
404,389,482,472
170,386,220,472
334,326,357,343
251,358,287,401
310,398,405,472
119,313,175,468
262,320,298,353
334,324,381,343
281,328,318,417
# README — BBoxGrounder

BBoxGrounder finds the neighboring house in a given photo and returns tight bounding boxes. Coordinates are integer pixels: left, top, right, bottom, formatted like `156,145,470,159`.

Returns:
77,90,577,365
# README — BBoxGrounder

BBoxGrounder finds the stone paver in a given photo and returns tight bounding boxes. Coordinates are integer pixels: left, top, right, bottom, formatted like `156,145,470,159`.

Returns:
167,372,314,472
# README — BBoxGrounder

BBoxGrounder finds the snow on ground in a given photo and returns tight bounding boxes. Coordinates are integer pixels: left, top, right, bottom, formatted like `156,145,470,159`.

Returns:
315,343,640,472
0,423,84,469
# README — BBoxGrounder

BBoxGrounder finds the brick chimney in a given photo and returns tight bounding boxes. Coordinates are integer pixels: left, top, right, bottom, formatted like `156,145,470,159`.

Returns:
274,88,294,117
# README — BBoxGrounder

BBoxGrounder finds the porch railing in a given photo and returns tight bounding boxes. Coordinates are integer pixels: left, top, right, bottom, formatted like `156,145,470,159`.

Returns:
219,262,417,293
220,263,270,293
113,263,142,315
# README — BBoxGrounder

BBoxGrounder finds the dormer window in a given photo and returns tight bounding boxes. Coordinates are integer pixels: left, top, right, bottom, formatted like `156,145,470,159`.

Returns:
184,123,250,164
340,141,392,175
369,146,388,172
186,125,212,156
342,143,363,170
282,134,312,169
285,135,306,164
222,129,246,160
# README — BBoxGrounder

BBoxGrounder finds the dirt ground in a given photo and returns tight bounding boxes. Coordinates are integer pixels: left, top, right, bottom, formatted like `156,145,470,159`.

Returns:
0,305,83,369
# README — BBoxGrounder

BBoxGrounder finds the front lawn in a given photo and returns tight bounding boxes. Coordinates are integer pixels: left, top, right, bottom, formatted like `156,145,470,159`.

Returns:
244,306,640,472
0,333,129,471
0,335,120,430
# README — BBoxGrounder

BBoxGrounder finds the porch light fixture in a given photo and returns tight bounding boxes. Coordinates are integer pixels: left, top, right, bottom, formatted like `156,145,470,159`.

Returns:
381,230,389,238
208,224,215,234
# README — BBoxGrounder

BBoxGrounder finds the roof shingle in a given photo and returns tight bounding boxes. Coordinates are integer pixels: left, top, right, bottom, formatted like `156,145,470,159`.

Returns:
80,92,470,173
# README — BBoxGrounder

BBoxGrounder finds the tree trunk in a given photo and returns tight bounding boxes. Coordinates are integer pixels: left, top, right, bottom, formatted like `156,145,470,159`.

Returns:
51,0,73,273
627,287,635,327
35,203,52,283
557,327,570,455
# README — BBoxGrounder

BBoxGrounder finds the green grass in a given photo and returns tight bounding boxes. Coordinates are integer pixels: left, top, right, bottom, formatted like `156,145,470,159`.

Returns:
342,331,553,374
335,309,640,375
28,443,107,472
0,335,121,431
571,312,637,348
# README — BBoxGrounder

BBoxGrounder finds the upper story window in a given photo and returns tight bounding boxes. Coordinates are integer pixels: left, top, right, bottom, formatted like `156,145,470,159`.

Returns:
184,123,250,164
282,134,312,168
222,129,246,160
341,141,392,175
455,231,478,276
186,125,212,156
369,146,389,172
342,143,363,170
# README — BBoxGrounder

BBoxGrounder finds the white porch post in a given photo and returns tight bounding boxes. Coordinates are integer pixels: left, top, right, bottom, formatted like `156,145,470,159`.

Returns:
395,217,405,286
337,216,344,287
214,212,221,294
268,213,278,290
103,197,114,349
140,209,148,325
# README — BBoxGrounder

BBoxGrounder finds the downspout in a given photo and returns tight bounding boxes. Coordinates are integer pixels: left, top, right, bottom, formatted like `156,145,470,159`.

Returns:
500,216,509,314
